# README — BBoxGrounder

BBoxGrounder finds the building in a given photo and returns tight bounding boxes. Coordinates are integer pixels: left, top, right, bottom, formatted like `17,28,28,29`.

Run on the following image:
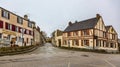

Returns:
0,7,35,47
51,29,63,47
62,14,118,52
33,25,46,45
118,39,120,51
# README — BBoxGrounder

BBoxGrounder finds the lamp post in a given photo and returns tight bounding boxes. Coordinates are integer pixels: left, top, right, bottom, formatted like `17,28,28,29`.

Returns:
20,28,25,46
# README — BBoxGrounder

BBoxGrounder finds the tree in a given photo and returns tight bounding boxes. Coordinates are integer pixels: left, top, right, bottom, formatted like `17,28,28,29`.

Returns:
41,31,47,38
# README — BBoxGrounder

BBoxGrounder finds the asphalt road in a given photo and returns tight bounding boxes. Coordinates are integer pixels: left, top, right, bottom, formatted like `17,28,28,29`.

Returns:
0,43,120,67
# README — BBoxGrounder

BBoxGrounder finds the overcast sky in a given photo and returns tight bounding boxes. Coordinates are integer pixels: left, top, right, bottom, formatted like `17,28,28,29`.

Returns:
0,0,120,38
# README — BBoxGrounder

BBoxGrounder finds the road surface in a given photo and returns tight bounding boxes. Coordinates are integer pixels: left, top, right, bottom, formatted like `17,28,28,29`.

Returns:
0,43,120,67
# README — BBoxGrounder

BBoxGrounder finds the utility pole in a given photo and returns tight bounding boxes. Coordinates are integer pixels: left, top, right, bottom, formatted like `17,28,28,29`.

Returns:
20,28,25,46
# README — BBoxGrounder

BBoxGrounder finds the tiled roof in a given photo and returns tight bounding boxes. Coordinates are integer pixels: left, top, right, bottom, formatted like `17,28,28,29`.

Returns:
64,17,98,32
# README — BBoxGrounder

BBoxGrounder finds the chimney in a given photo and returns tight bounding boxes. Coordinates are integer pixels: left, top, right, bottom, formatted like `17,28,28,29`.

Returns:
69,21,72,26
37,26,40,31
24,15,28,20
96,14,101,20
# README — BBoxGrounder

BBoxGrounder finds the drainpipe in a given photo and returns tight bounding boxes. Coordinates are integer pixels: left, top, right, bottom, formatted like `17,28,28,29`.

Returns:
93,28,95,50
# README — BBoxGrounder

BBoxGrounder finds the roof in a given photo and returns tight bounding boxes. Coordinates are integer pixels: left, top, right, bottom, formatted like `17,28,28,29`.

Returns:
64,17,98,32
105,25,117,34
0,7,34,23
105,25,112,32
118,39,120,43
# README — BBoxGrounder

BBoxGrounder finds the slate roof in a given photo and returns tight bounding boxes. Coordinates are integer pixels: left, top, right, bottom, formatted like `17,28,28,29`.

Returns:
64,17,98,32
105,25,112,32
105,25,117,34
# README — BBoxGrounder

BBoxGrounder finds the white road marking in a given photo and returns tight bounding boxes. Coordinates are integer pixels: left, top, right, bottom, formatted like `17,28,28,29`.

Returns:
104,59,116,67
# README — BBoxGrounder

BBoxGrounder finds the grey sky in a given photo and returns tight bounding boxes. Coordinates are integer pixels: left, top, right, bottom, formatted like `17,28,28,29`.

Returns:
0,0,120,38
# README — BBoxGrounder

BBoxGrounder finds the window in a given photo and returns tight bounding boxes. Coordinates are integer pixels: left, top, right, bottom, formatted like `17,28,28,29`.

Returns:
103,32,106,38
114,44,116,48
73,40,79,46
64,40,67,45
81,40,83,46
19,27,22,33
17,17,23,24
24,29,26,34
106,44,109,47
6,23,12,30
28,21,32,28
96,40,99,47
68,32,71,36
112,34,115,40
0,33,2,39
110,43,113,48
83,30,87,35
12,25,15,31
7,35,11,40
0,20,3,28
27,38,28,43
82,30,89,36
26,30,29,34
15,26,19,32
99,40,101,47
29,30,31,35
82,40,89,46
19,37,22,42
103,41,106,47
2,10,10,19
31,31,33,35
73,31,78,36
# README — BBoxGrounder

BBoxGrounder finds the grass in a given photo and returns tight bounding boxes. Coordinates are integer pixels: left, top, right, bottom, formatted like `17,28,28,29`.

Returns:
58,46,118,54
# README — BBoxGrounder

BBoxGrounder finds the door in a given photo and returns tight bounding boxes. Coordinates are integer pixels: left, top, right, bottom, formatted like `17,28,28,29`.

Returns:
58,39,61,47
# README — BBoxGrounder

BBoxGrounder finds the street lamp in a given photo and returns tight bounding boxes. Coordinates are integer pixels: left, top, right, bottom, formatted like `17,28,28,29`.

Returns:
20,28,25,46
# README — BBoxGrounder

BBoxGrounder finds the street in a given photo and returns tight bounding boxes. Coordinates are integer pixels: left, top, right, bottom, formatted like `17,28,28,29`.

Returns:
0,43,120,67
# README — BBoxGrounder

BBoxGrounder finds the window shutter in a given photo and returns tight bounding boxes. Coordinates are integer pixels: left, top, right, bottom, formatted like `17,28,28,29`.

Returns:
81,40,83,46
24,29,26,34
12,25,15,31
1,10,4,17
29,30,31,35
0,20,3,28
5,22,8,29
19,27,21,33
8,13,10,19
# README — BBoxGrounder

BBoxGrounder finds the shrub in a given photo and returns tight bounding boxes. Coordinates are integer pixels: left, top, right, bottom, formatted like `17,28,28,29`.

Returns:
59,46,107,53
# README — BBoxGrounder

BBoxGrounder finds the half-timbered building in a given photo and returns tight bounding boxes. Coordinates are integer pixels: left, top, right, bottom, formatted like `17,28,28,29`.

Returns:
62,14,118,52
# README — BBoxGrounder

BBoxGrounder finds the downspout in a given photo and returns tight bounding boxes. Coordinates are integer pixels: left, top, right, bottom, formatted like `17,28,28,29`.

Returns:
93,28,95,50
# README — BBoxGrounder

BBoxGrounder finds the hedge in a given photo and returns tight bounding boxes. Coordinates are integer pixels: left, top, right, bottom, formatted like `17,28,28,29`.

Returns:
58,47,111,54
0,45,38,56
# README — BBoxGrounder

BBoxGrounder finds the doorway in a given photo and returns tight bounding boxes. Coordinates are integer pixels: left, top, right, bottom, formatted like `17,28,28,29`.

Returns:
58,39,61,47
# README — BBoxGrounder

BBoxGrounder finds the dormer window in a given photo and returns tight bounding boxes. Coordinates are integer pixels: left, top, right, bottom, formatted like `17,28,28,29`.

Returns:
28,21,32,28
2,10,10,19
17,17,23,24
